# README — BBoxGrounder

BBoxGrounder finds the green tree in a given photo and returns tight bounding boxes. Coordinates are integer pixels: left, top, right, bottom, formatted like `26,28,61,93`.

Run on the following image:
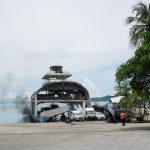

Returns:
126,2,150,47
116,2,150,121
115,32,150,120
116,41,150,95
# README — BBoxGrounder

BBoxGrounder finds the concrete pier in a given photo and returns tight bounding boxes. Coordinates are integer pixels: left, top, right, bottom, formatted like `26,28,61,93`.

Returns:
0,121,150,150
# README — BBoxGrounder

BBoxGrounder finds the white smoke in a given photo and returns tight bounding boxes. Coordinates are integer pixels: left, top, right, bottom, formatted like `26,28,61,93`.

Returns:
0,72,32,115
82,78,100,98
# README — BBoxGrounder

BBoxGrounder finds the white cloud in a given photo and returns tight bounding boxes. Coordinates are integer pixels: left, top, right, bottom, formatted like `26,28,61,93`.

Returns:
82,78,100,98
0,0,149,97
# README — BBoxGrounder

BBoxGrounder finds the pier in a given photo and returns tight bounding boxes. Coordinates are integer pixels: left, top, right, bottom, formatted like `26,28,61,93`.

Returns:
0,121,150,150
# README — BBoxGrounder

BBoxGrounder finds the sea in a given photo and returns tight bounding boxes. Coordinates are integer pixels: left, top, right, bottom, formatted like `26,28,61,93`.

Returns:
0,102,31,123
0,100,109,123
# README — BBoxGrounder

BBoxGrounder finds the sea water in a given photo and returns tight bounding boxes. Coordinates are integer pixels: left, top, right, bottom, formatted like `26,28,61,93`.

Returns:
91,101,108,106
0,103,30,123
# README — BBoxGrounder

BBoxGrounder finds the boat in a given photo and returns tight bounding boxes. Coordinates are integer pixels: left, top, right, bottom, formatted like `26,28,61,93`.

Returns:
30,66,91,122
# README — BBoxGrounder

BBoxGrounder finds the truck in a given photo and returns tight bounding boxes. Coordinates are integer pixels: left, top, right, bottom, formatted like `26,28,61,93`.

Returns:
104,96,123,123
70,110,84,121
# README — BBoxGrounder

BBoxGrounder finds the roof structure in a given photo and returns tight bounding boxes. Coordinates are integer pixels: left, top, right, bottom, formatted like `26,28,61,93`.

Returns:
42,66,72,80
110,96,124,103
42,71,72,80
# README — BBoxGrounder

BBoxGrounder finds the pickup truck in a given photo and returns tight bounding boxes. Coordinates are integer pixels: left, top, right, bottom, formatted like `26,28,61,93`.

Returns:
70,110,84,121
84,108,96,120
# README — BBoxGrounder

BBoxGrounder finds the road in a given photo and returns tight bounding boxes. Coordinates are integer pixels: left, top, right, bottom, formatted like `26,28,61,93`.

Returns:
0,121,150,150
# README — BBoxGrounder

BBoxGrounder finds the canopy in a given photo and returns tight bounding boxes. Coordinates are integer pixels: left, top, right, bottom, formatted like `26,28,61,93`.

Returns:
110,96,124,103
42,71,72,80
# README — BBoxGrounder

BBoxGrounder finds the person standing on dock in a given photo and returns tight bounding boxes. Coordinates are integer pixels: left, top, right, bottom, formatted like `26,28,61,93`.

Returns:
120,111,126,126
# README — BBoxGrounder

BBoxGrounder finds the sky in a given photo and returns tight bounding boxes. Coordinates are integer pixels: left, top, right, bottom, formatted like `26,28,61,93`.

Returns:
0,0,149,99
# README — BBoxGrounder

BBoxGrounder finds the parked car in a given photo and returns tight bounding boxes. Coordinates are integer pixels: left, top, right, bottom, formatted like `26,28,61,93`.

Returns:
95,111,106,120
70,111,84,121
84,108,96,120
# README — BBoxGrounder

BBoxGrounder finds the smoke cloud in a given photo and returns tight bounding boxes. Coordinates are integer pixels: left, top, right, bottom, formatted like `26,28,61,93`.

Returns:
15,91,31,115
0,71,31,114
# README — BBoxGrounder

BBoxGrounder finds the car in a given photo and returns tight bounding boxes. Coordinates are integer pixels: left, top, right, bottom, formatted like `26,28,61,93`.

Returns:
70,111,84,121
95,111,106,120
84,108,96,120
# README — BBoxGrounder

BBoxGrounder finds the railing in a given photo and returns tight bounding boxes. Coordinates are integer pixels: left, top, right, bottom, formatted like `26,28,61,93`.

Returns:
37,95,87,101
42,79,73,86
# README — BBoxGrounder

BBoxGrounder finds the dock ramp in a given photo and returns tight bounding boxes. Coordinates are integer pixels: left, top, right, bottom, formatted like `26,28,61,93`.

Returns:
40,106,69,119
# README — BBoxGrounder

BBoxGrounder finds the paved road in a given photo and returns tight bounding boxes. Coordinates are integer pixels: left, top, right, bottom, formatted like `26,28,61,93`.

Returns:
0,121,150,150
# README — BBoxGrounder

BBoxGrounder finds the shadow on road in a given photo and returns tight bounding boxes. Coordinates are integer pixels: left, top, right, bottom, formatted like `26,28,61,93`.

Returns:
121,126,150,131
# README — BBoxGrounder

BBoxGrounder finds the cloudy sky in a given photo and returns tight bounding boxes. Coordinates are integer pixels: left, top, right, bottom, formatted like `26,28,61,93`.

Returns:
0,0,149,99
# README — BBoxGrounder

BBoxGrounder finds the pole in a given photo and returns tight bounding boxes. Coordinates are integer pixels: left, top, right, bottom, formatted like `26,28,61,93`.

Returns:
34,95,37,117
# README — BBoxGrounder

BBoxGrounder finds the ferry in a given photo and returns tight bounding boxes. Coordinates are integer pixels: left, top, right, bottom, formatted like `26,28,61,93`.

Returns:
30,66,91,122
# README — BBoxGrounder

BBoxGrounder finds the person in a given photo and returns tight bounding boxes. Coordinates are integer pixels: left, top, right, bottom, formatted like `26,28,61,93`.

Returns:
61,113,65,122
114,111,117,123
65,112,69,123
120,111,126,126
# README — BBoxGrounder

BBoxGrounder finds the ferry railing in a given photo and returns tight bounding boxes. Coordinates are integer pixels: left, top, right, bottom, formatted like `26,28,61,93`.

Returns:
42,79,73,86
37,95,87,101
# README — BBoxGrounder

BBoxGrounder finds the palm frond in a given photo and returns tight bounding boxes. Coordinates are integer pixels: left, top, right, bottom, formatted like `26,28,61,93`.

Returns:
129,25,145,47
127,2,150,47
132,2,148,18
126,17,138,24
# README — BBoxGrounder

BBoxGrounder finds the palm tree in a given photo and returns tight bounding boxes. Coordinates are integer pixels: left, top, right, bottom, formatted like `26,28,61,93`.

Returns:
126,2,150,47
